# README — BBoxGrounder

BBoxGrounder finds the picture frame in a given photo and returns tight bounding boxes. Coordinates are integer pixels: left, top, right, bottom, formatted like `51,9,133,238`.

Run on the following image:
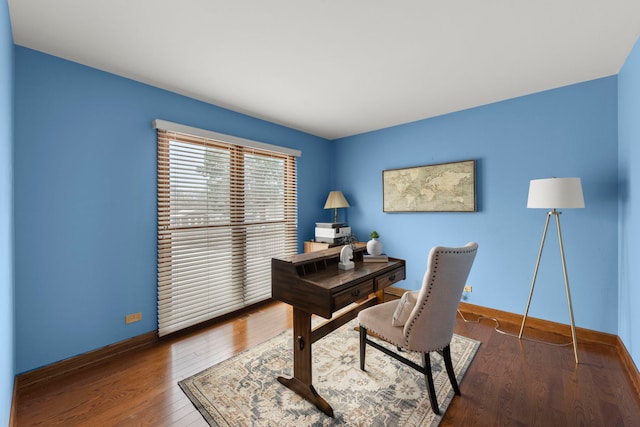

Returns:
383,160,476,212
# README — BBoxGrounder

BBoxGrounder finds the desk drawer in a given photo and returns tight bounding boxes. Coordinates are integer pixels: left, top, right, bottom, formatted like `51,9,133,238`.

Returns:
333,279,374,310
375,267,405,290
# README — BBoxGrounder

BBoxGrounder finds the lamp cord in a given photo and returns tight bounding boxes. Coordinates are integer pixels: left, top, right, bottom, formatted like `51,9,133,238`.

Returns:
456,309,573,348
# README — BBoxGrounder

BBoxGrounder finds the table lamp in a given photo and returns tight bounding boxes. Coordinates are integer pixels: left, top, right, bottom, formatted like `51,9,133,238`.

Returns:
324,191,350,224
519,177,584,363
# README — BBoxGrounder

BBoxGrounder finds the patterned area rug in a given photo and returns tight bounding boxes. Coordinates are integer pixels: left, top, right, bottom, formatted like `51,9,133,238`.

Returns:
179,319,480,426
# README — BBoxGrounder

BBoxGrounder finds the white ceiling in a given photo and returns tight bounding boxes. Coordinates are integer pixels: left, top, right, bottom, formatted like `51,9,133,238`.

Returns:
8,0,640,140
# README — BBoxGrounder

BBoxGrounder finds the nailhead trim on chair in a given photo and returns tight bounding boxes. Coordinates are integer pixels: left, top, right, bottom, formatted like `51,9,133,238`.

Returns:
403,246,478,351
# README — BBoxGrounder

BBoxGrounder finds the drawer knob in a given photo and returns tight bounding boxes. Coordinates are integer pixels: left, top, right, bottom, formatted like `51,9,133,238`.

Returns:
351,289,361,297
388,275,396,281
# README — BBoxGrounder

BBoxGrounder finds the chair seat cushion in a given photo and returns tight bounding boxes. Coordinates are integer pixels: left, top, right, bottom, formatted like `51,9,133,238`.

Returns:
391,290,419,327
358,300,406,346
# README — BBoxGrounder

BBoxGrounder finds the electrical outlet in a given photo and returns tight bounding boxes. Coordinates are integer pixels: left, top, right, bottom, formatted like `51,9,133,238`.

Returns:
463,285,472,293
125,312,142,324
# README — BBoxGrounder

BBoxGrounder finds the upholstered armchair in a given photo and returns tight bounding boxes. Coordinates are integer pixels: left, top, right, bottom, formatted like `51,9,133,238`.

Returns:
358,242,478,415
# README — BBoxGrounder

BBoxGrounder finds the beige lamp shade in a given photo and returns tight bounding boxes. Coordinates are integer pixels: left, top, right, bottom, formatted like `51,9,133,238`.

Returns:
527,177,585,209
324,191,350,223
324,191,350,209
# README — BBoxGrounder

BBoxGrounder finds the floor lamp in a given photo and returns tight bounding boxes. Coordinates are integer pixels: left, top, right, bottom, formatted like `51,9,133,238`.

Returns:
519,177,584,364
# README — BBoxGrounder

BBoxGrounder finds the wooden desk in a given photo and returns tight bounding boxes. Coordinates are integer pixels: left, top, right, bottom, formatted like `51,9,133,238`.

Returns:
271,245,406,417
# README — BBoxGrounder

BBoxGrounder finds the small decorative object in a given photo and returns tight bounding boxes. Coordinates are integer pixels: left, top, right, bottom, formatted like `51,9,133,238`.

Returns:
338,245,355,270
345,232,358,249
367,230,383,256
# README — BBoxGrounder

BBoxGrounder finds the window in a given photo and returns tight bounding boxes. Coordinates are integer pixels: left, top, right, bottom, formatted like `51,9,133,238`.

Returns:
155,121,298,336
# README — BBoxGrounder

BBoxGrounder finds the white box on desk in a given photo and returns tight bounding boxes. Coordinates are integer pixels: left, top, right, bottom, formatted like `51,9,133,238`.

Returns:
315,226,351,239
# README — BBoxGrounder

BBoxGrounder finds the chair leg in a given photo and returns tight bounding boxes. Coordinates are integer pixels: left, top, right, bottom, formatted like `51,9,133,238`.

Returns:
440,345,461,395
422,352,440,415
359,326,367,371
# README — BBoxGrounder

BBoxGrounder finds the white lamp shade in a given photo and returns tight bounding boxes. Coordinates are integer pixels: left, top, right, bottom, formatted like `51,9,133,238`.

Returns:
324,191,350,209
527,177,585,209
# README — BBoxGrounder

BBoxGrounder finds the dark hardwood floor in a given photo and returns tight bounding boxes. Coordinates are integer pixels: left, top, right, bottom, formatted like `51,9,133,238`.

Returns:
16,301,640,426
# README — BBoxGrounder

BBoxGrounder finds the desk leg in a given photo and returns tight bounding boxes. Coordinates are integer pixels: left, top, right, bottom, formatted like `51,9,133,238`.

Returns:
277,307,334,417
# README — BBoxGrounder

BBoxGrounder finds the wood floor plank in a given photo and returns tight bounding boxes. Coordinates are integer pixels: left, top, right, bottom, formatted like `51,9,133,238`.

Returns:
16,301,640,426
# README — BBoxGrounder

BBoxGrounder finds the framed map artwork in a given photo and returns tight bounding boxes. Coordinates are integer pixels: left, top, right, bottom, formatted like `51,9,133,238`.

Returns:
383,160,476,212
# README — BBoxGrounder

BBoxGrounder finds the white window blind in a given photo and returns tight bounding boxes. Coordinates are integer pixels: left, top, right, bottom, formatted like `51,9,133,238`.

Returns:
156,127,298,336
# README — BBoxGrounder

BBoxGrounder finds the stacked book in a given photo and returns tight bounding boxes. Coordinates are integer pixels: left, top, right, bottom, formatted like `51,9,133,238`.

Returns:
363,253,389,263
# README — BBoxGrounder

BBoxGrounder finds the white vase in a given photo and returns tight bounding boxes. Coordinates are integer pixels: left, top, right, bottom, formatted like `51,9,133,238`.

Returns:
367,238,383,255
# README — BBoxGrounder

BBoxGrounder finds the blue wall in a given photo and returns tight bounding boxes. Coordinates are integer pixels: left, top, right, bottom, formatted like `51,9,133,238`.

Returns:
618,37,640,368
13,47,332,373
334,77,619,334
0,1,14,424
0,1,15,425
